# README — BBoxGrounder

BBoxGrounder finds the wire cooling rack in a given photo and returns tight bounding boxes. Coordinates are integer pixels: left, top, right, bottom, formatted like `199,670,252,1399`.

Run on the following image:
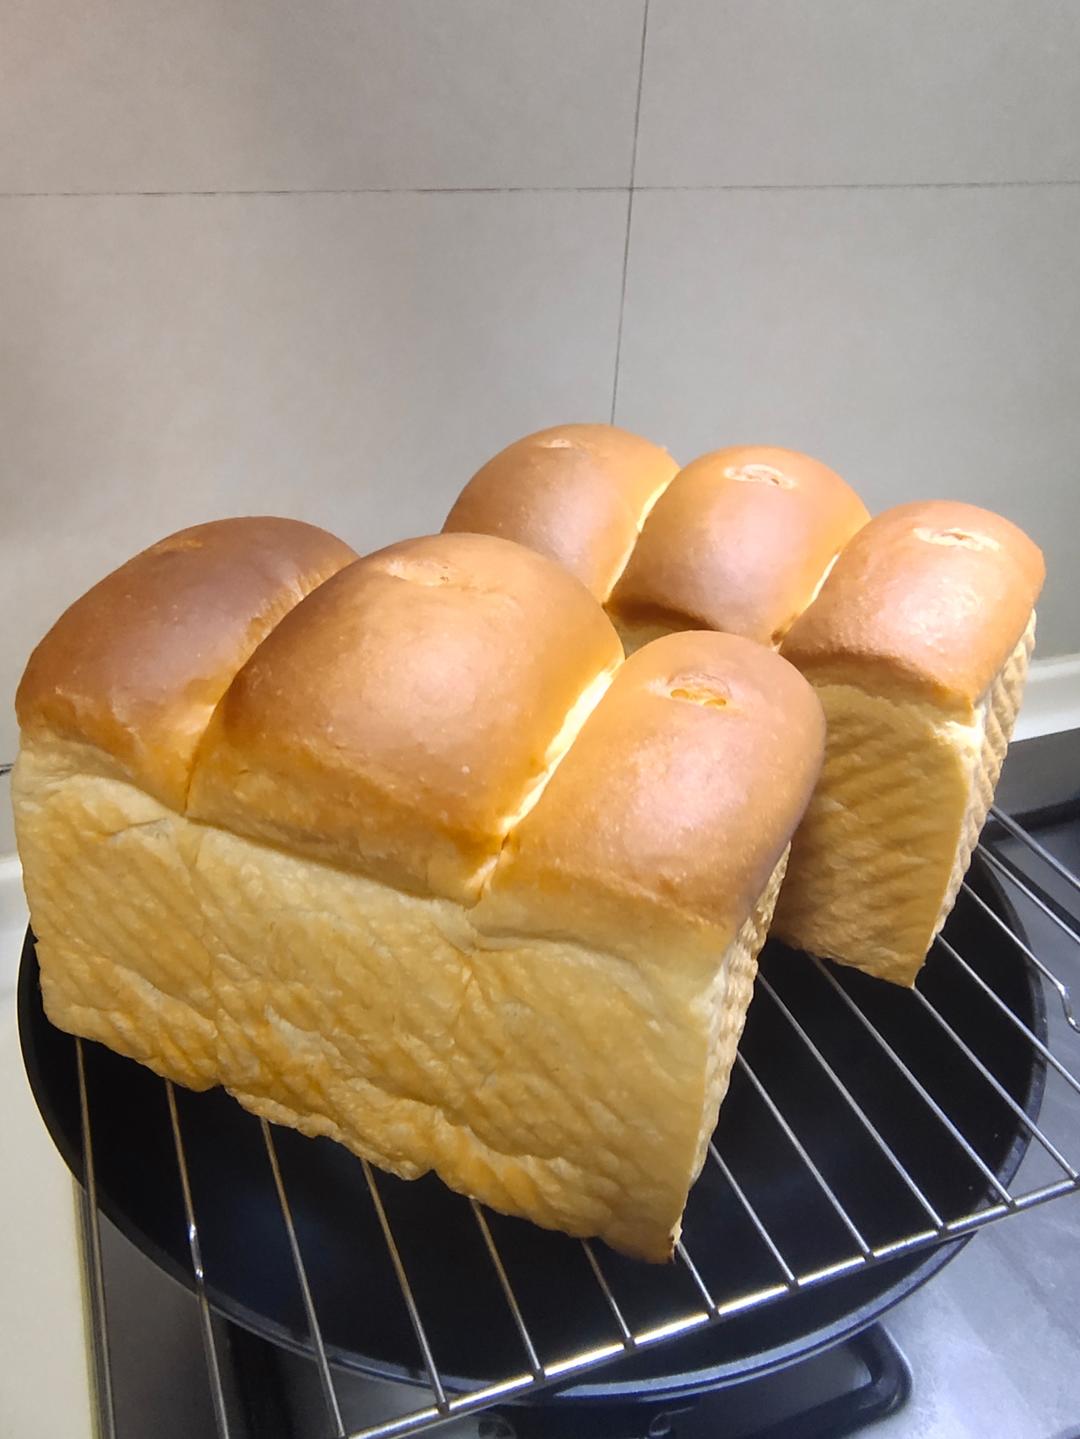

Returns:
39,806,1080,1439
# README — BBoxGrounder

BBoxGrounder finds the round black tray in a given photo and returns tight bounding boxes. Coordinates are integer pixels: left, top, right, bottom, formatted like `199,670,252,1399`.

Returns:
19,857,1046,1409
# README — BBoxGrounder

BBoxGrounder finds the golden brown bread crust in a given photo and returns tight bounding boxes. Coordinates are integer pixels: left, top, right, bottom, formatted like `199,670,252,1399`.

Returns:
188,532,623,904
607,446,869,646
475,631,825,965
443,423,678,601
15,518,358,809
780,500,1046,713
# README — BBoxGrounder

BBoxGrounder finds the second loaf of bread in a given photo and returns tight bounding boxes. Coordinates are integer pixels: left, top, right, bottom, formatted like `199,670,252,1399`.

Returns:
15,521,825,1260
446,425,1044,986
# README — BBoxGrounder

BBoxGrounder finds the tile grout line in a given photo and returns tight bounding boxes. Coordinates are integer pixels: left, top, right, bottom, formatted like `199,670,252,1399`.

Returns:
637,177,1080,193
0,185,628,199
610,0,651,428
0,179,1078,201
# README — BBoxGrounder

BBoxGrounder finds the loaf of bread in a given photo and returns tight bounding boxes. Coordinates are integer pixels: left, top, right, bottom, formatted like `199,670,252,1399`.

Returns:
443,423,679,601
449,428,1045,983
775,501,1045,985
14,519,824,1260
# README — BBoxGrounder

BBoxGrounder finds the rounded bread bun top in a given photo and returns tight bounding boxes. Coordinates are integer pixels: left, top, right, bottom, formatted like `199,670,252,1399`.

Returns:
15,516,358,809
781,499,1045,712
443,423,678,601
188,531,623,904
608,445,869,646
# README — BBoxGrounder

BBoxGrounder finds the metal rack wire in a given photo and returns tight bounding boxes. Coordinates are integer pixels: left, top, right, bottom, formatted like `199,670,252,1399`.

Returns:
68,805,1080,1439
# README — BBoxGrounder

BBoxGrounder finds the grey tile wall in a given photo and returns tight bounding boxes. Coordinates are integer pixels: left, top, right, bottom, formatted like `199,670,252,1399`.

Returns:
613,184,1079,657
635,0,1080,187
1,0,1078,766
0,188,626,760
0,0,643,192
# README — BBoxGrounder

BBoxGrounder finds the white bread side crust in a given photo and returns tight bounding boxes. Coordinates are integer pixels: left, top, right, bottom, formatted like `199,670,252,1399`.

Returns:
17,734,790,1261
774,613,1035,984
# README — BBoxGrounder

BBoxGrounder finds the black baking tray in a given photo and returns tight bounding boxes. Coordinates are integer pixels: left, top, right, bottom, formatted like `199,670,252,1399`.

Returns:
18,854,1047,1408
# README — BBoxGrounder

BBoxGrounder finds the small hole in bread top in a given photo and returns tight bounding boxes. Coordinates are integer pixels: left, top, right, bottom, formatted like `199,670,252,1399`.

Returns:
658,674,730,709
913,526,1001,553
723,463,794,489
670,686,727,708
536,436,575,449
378,556,458,586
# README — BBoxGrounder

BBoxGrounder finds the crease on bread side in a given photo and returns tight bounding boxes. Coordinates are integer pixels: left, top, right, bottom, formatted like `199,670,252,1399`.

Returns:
469,663,616,890
603,468,680,607
15,522,824,1261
